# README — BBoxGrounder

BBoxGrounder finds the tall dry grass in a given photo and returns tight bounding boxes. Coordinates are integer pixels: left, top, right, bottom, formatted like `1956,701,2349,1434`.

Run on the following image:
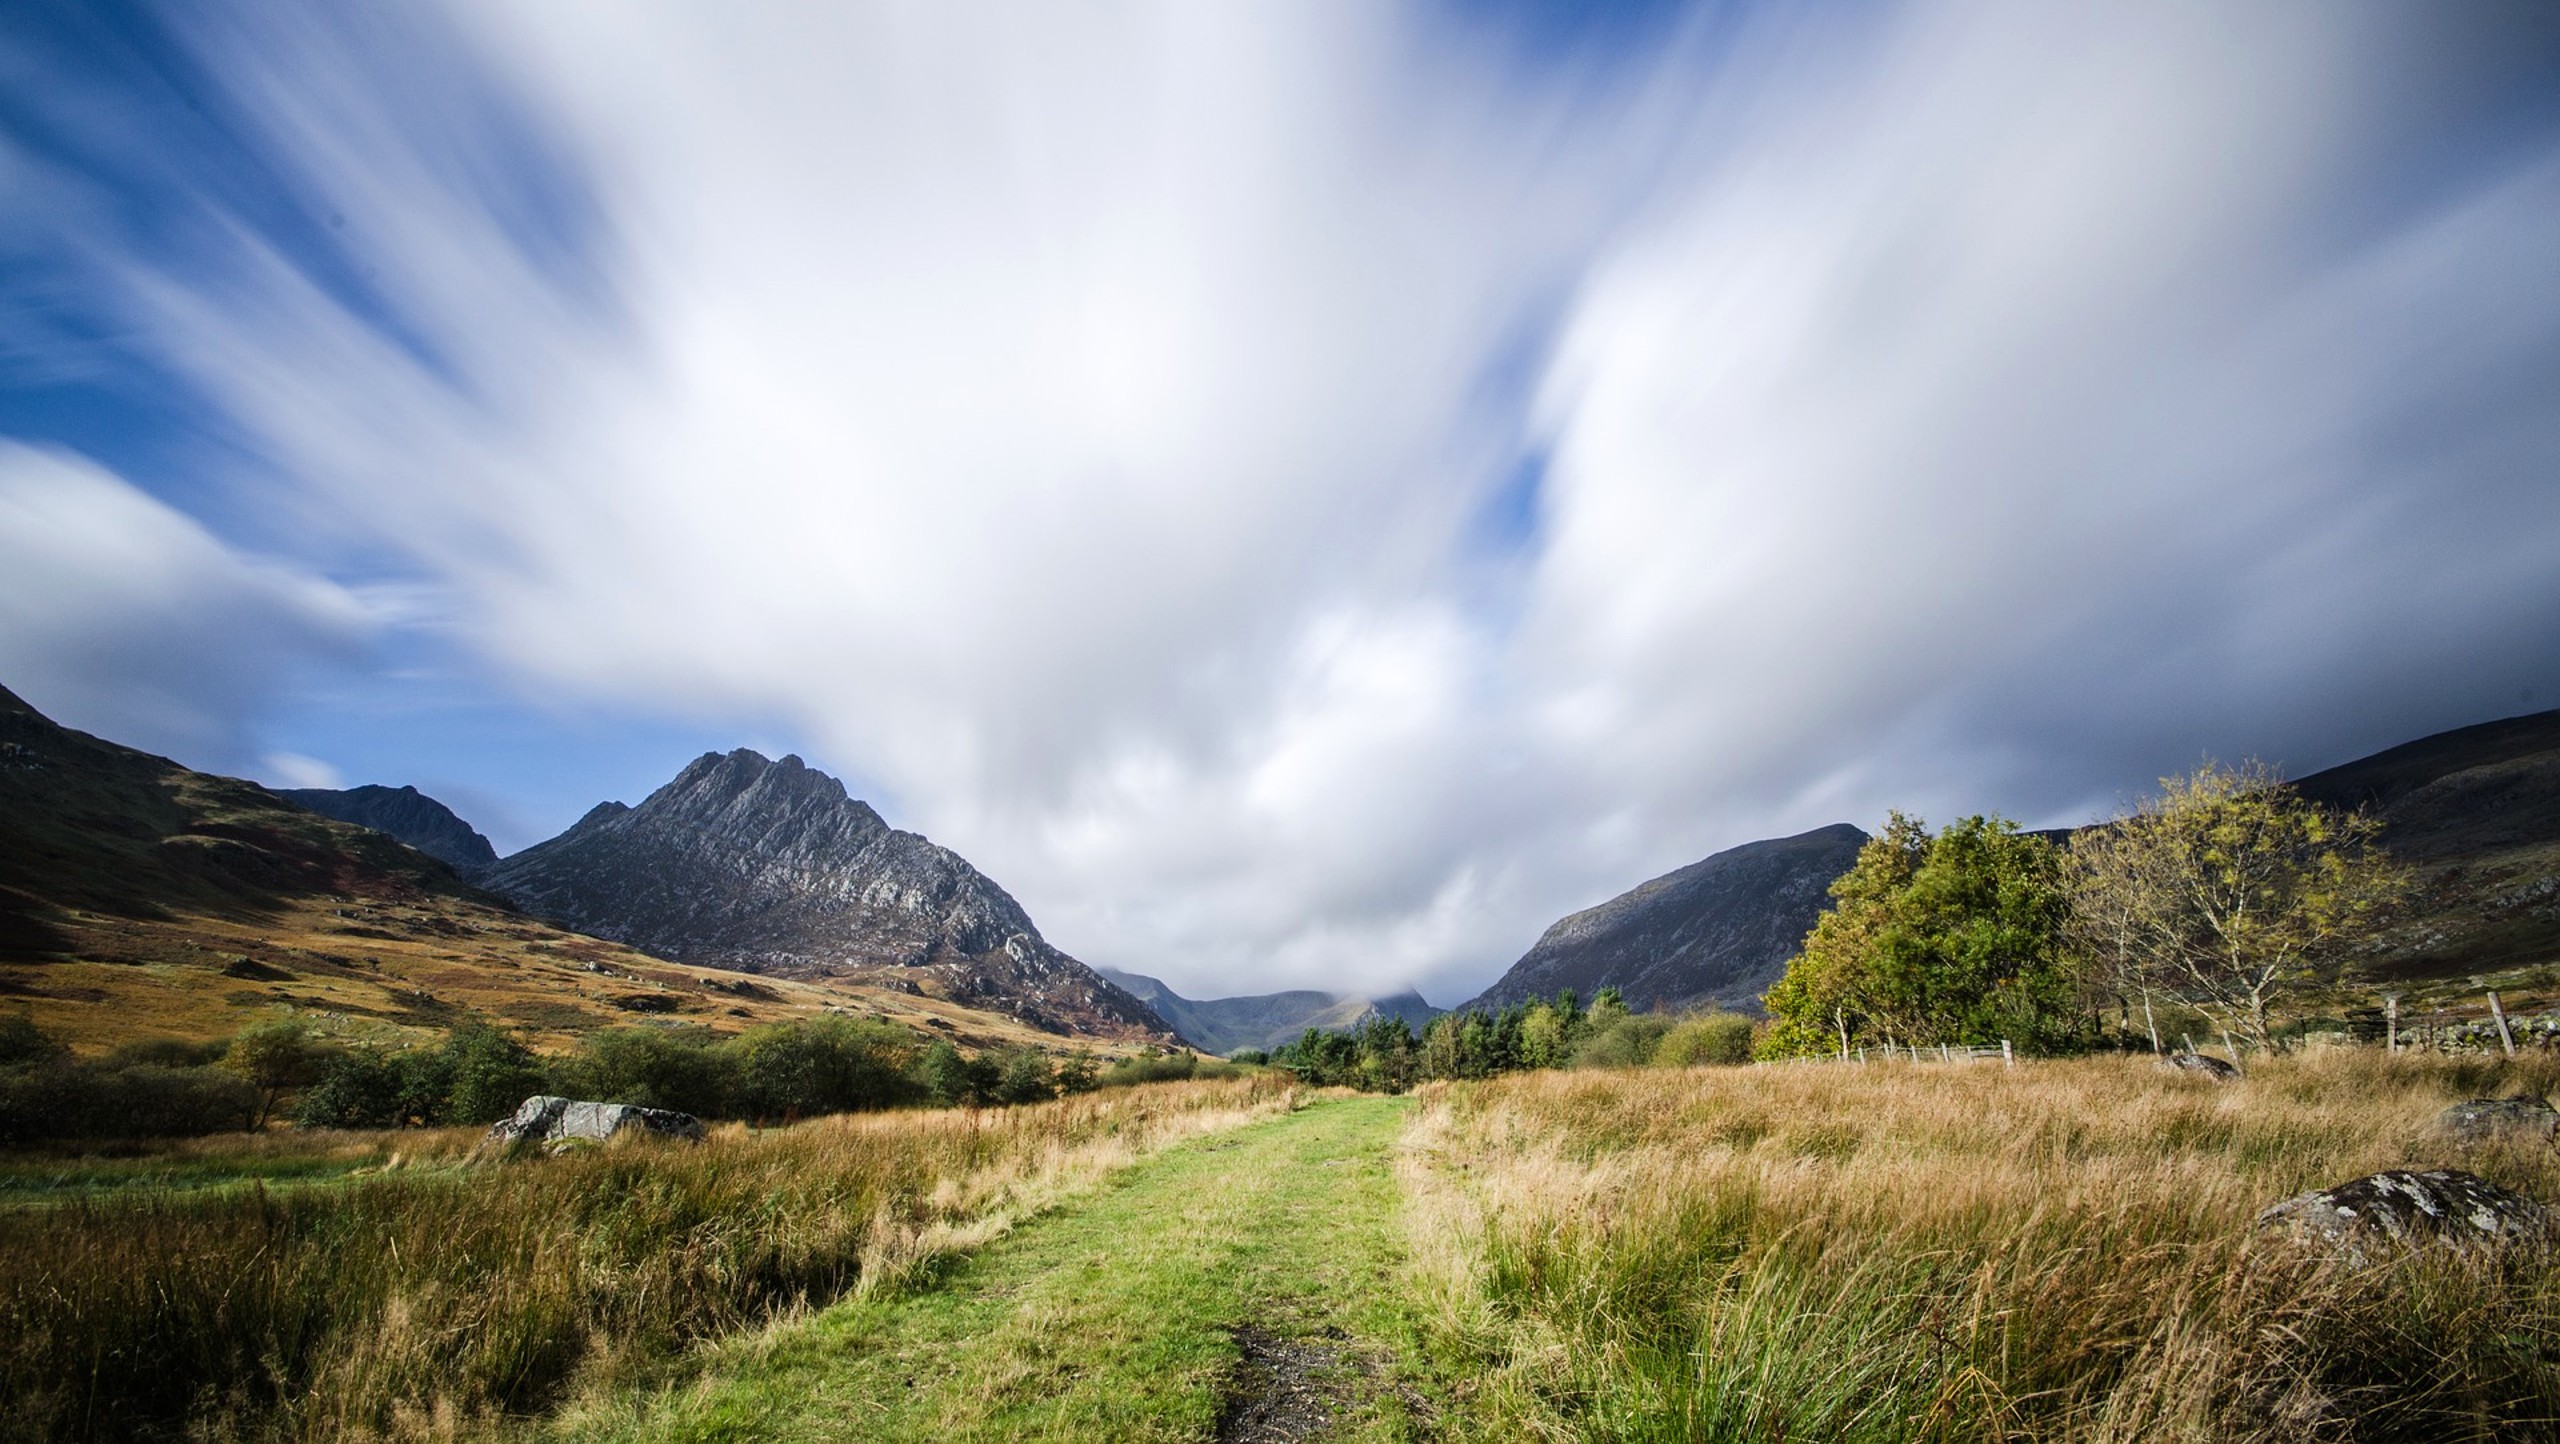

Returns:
1,1075,1293,1441
1403,1050,2560,1442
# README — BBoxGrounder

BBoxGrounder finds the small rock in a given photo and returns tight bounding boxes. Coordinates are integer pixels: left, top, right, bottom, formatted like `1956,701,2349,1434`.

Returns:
2160,1052,2238,1081
2437,1097,2558,1144
482,1095,704,1149
2257,1169,2545,1248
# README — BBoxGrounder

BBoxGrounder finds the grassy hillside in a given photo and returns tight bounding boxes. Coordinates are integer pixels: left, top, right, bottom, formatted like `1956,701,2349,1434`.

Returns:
2292,708,2560,984
0,684,1079,1058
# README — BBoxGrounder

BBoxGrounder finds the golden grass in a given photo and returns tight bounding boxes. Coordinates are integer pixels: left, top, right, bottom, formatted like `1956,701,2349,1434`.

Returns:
0,1074,1295,1442
1403,1050,2560,1442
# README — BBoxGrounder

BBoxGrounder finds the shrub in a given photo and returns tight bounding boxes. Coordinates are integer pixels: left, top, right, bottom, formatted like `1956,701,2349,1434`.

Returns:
0,1056,258,1143
732,1017,920,1120
1653,1011,1756,1067
1569,1013,1672,1069
550,1026,737,1117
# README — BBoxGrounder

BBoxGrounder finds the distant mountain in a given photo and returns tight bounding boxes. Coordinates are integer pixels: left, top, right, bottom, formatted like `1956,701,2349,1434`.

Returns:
1097,969,1443,1055
2289,709,2560,981
0,683,1061,1056
1459,823,1871,1016
279,784,498,874
482,749,1174,1041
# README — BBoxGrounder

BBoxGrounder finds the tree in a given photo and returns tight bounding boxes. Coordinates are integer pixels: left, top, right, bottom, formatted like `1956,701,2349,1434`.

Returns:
441,1024,545,1124
1760,813,2083,1057
2066,761,2405,1053
919,1039,999,1108
224,1018,324,1128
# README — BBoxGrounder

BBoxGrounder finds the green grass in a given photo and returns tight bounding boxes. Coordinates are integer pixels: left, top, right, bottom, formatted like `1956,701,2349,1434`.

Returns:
561,1094,1428,1443
0,1127,479,1202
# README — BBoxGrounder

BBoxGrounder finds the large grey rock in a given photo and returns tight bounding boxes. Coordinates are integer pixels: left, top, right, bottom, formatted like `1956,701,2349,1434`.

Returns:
481,749,1173,1041
2257,1169,2546,1249
484,1094,704,1148
2161,1052,2239,1081
2437,1097,2559,1144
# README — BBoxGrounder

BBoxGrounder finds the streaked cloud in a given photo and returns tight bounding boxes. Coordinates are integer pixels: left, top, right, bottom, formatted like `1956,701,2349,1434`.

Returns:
1,0,2553,1001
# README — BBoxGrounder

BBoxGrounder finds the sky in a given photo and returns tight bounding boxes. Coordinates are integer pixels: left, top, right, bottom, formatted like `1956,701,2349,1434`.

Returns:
3,0,2557,1006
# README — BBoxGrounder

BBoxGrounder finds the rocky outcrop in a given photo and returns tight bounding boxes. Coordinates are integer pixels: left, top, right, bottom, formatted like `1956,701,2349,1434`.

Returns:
483,1094,703,1147
1461,824,1869,1015
2161,1052,2239,1081
2257,1169,2546,1248
279,784,498,874
2437,1097,2559,1143
482,749,1172,1041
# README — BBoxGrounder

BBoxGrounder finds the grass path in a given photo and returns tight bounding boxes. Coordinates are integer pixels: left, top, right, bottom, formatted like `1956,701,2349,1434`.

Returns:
562,1095,1428,1443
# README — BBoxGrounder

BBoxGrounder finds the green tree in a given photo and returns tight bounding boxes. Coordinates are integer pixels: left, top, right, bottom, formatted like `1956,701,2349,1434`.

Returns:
441,1024,545,1124
2067,761,2406,1053
919,1039,1000,1108
1761,813,2082,1057
556,1026,735,1117
993,1049,1056,1105
224,1018,324,1128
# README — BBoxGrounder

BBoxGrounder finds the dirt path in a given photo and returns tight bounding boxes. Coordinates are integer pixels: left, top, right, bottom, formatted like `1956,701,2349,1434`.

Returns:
565,1095,1427,1443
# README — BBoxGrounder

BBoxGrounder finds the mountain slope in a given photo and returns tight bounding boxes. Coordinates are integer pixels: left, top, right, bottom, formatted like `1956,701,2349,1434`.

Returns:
0,684,1081,1056
1459,823,1871,1016
1098,969,1443,1055
2290,708,2560,980
482,750,1173,1041
279,784,499,873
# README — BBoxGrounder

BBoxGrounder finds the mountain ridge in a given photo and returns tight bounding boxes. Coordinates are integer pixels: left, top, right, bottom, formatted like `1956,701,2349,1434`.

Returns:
1457,822,1872,1016
1096,968,1443,1055
279,784,498,874
482,749,1175,1041
0,682,1085,1057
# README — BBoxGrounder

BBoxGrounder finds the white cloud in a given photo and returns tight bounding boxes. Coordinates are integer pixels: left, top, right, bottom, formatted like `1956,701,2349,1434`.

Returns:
15,0,2558,1004
261,751,344,790
0,443,370,769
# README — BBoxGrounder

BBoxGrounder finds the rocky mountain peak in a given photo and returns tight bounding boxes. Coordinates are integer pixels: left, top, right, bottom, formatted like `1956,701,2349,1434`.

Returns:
482,750,1167,1040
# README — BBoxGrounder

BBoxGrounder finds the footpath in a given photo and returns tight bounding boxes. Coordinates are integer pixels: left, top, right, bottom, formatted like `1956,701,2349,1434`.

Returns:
572,1094,1429,1443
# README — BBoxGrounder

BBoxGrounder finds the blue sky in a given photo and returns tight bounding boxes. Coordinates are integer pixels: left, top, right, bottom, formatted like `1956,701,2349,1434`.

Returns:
4,0,2557,1004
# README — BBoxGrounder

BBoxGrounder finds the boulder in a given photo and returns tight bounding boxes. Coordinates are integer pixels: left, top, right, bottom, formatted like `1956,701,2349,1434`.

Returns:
483,1094,704,1148
2160,1052,2238,1081
2257,1169,2546,1249
2436,1097,2559,1144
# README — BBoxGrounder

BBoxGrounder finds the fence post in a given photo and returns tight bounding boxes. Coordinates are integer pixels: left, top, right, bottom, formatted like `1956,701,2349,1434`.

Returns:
2001,1039,2014,1068
2490,992,2517,1058
2384,994,2399,1055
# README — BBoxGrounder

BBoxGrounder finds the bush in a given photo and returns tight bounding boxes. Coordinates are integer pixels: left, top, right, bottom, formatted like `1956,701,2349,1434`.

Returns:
0,1056,258,1143
732,1017,920,1120
1654,1012,1756,1067
442,1025,546,1124
1569,1014,1673,1069
293,1050,406,1130
550,1026,737,1118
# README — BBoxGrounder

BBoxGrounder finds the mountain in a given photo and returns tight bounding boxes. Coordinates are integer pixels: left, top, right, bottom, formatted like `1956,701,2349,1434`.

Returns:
1459,823,1872,1016
2289,708,2560,981
279,784,498,874
481,749,1174,1041
0,683,1083,1056
1097,969,1443,1055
